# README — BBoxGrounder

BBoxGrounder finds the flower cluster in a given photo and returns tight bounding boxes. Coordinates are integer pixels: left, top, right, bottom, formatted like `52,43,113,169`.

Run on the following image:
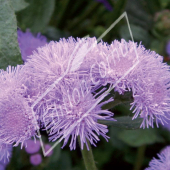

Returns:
0,28,170,162
80,39,170,128
23,35,170,149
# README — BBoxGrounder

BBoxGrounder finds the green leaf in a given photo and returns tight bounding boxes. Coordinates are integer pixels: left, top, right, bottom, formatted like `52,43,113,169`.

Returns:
0,0,22,69
118,128,164,147
93,139,114,169
125,0,152,29
120,24,150,46
150,39,165,54
17,0,55,32
44,26,70,41
11,0,29,12
102,91,133,110
123,148,137,164
109,127,128,150
57,151,72,170
98,116,142,130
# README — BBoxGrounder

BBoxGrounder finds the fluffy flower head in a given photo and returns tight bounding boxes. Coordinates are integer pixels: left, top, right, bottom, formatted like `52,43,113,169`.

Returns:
0,65,38,146
0,65,26,97
42,79,115,150
17,29,47,62
0,95,37,146
131,63,170,128
24,37,98,86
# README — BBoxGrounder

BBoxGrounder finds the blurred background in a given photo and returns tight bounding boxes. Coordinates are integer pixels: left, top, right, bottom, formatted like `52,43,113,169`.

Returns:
5,0,170,169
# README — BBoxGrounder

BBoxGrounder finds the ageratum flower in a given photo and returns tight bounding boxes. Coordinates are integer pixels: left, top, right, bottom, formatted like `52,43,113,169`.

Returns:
145,146,170,170
17,29,47,62
92,39,170,128
0,66,38,146
43,79,115,150
0,142,12,163
0,65,27,97
130,60,170,128
90,39,140,94
24,37,97,86
0,95,37,146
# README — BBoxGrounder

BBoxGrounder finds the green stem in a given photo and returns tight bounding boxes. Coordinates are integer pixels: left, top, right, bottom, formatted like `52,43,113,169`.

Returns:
78,138,97,170
133,145,146,170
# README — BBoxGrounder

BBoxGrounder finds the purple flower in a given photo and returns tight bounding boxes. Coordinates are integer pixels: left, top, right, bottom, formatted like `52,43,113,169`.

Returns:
0,142,12,164
95,0,113,11
0,65,26,97
130,61,170,128
145,146,170,170
0,95,37,146
24,37,97,86
42,79,115,150
90,40,140,94
17,29,47,62
0,66,38,146
95,39,170,129
30,153,42,166
25,139,40,154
